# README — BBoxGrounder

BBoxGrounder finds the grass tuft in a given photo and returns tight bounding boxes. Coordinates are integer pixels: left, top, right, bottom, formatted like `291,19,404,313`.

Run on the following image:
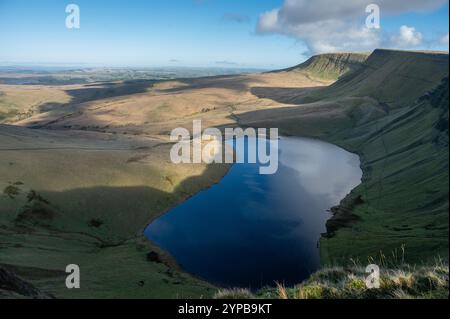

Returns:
214,288,255,299
250,260,448,299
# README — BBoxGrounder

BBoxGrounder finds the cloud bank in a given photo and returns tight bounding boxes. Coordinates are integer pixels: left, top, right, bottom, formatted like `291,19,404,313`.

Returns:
257,0,448,53
392,25,423,48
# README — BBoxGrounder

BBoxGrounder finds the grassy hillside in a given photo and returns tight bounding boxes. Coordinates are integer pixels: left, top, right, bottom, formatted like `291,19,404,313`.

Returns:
0,85,71,123
237,49,449,265
0,125,230,298
320,75,449,264
311,49,449,107
281,53,369,81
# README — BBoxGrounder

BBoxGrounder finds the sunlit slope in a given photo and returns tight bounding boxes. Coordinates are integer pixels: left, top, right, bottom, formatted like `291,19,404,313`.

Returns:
311,49,449,108
280,52,369,81
0,85,71,123
14,73,326,136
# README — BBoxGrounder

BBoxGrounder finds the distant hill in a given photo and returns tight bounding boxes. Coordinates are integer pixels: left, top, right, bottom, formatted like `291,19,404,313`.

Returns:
281,52,369,81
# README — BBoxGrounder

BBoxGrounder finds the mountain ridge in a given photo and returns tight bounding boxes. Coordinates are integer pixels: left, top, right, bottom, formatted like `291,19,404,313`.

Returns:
311,49,449,107
280,52,370,81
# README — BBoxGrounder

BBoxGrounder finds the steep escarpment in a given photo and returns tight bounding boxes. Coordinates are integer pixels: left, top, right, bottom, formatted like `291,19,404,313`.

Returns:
422,77,449,147
312,49,449,108
283,52,369,81
238,50,449,265
318,52,449,264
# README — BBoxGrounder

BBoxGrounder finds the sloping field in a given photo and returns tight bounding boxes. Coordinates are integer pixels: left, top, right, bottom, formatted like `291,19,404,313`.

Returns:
12,71,327,136
0,85,71,123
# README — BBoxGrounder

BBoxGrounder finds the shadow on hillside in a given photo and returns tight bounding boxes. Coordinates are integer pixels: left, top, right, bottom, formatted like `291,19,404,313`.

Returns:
37,80,156,113
250,86,321,105
26,75,266,129
1,161,231,297
220,101,351,138
11,163,229,242
155,75,265,94
24,80,157,129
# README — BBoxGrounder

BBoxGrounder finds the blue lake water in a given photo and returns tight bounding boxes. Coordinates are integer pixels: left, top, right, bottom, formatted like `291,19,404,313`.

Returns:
145,136,362,289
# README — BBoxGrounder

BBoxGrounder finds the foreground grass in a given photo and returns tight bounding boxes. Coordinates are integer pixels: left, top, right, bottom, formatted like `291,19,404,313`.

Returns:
215,261,449,299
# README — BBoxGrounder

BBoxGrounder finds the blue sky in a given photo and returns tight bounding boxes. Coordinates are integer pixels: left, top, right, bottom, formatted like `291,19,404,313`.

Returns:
0,0,448,69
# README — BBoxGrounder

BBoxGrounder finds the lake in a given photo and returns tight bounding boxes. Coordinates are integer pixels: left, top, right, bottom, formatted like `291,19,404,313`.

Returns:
145,136,362,289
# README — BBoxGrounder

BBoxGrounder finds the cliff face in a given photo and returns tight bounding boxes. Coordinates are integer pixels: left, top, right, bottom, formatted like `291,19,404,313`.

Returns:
314,49,449,107
318,52,449,264
285,52,369,81
421,77,449,147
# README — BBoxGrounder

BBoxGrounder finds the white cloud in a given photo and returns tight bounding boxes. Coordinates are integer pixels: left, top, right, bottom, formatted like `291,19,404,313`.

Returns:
258,9,279,32
392,25,423,48
256,0,448,53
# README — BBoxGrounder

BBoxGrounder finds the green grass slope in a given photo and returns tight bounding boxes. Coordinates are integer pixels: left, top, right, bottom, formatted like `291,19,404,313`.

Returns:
321,75,449,264
282,52,369,81
237,49,449,266
311,49,449,107
0,126,229,298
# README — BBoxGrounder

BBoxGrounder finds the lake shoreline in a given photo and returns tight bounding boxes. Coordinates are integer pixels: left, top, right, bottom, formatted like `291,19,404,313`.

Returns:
144,136,362,289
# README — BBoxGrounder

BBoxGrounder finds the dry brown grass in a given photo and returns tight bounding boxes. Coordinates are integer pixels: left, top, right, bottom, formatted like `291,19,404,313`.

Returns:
11,71,330,137
0,84,72,123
